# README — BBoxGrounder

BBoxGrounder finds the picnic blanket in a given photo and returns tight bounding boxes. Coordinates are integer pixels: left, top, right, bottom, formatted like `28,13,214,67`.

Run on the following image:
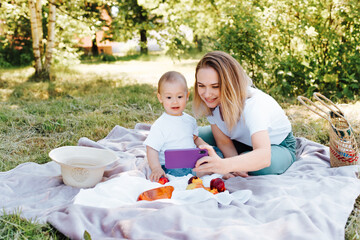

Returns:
1,123,360,240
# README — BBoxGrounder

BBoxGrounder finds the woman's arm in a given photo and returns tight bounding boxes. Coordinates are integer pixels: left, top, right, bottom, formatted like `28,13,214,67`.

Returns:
146,146,166,182
211,124,238,158
211,124,250,178
229,130,271,172
194,130,271,174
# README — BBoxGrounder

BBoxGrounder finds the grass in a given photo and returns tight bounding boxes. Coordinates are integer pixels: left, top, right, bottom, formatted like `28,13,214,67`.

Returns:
0,210,67,240
0,57,359,239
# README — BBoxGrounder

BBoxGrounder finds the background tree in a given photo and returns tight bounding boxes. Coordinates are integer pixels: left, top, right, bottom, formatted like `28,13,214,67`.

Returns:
155,0,219,58
0,0,105,80
28,0,44,76
44,0,56,72
109,0,164,54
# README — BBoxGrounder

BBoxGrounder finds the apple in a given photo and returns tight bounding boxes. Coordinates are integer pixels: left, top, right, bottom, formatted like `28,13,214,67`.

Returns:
158,176,169,185
210,178,226,192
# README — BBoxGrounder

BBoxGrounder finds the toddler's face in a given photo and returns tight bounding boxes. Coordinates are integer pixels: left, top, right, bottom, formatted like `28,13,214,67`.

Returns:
157,81,189,116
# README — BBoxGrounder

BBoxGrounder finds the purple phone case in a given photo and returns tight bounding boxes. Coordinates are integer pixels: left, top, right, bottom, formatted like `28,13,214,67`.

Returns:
164,148,208,169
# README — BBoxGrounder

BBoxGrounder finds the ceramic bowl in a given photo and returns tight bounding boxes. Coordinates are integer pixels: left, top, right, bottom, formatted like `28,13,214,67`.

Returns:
49,146,117,188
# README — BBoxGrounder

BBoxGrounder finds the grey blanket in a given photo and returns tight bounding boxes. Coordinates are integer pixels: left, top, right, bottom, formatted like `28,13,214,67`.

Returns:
1,124,359,240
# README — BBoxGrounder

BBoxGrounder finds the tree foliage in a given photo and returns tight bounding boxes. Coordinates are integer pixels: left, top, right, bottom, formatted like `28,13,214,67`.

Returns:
0,1,33,67
212,0,266,86
263,0,360,99
160,0,359,100
0,0,359,99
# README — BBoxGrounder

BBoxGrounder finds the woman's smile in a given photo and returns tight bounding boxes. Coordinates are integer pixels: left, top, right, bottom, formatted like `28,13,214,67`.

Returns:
205,97,217,103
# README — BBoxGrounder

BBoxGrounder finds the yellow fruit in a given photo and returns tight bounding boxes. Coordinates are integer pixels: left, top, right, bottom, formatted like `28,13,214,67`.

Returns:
188,176,203,185
186,183,204,190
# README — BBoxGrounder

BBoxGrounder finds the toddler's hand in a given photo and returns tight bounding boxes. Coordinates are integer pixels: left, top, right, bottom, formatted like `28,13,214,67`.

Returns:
149,167,166,182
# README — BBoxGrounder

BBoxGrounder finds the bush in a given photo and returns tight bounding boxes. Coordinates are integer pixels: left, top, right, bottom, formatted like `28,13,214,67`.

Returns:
0,37,33,67
101,54,116,62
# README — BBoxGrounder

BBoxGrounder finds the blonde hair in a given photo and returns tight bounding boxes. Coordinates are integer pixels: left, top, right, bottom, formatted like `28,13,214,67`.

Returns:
158,71,188,94
193,51,253,132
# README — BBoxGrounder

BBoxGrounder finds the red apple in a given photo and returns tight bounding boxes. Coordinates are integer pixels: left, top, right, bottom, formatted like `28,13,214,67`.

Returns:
158,176,169,185
210,178,226,192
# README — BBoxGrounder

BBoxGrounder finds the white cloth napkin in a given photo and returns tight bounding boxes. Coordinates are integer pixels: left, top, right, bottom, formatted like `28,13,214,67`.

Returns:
73,172,252,208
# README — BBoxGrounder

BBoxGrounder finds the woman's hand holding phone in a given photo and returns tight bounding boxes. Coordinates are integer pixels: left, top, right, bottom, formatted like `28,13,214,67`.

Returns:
193,145,228,174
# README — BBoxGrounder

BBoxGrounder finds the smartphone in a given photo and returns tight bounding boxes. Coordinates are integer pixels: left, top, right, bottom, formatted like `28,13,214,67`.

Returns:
164,148,208,169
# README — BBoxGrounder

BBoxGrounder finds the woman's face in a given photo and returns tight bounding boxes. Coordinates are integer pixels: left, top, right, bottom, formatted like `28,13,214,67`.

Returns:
196,67,221,109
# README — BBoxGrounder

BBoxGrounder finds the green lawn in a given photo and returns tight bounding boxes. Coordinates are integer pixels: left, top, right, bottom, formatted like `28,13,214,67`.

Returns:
0,57,359,239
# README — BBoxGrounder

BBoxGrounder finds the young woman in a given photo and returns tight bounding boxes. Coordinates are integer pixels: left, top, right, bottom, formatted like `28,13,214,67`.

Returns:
192,51,296,178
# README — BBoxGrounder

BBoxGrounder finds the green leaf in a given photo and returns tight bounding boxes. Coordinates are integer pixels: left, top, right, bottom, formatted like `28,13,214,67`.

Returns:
84,230,92,240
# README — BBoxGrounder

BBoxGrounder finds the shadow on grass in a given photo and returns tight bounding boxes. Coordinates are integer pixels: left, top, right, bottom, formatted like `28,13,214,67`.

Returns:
7,76,158,103
80,52,165,64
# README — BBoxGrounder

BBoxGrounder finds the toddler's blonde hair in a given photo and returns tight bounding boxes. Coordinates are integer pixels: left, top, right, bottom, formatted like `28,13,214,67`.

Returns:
158,71,188,94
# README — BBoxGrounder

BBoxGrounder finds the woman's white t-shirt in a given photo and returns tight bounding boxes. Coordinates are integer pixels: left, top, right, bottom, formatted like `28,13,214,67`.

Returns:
144,112,198,165
207,87,291,147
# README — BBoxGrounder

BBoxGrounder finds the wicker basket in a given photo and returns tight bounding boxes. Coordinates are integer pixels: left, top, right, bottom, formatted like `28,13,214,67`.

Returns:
297,92,359,167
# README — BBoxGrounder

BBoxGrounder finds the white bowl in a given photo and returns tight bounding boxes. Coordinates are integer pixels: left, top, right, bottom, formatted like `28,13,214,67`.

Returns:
49,146,118,188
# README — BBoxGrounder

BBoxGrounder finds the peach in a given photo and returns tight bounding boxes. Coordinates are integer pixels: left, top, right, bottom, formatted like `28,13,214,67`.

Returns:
209,188,219,194
188,176,203,185
186,182,204,190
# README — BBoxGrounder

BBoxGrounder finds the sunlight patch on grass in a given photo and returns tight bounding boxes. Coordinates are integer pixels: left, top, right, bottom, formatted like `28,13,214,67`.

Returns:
74,57,198,87
0,67,34,83
0,89,13,101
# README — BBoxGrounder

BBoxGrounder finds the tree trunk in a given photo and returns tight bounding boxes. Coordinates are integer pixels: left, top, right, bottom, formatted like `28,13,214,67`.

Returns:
92,34,98,56
140,29,148,54
44,0,56,74
35,0,43,55
29,0,42,74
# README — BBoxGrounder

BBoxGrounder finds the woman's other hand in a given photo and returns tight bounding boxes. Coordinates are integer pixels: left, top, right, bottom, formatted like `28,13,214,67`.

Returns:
223,171,249,179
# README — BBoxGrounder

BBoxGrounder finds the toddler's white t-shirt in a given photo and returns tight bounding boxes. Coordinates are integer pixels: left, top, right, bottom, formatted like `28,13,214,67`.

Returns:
144,112,198,165
207,87,291,146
